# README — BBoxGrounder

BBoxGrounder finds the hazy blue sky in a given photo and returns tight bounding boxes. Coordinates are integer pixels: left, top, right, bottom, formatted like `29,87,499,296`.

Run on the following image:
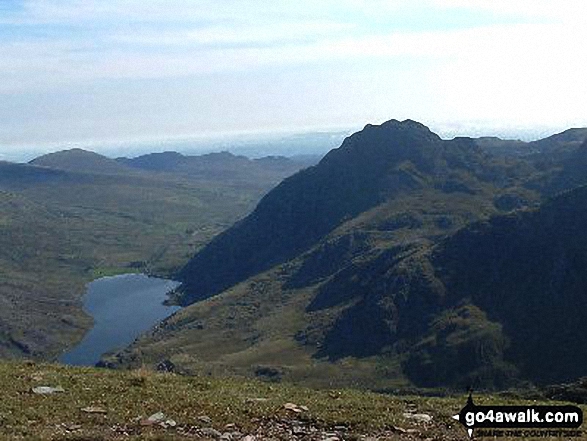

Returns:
1,0,587,156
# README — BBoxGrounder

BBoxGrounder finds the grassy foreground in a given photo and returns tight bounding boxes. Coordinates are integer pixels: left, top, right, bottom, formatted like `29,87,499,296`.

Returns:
0,362,583,440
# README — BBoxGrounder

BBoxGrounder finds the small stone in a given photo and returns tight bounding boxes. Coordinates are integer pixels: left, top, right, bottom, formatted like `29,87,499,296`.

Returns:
156,359,176,373
283,402,304,413
161,419,177,428
402,412,433,423
245,397,268,403
201,427,222,438
148,411,166,423
293,426,306,435
63,424,82,431
220,432,233,440
141,411,167,426
242,436,256,441
198,415,212,424
32,386,65,395
81,406,107,414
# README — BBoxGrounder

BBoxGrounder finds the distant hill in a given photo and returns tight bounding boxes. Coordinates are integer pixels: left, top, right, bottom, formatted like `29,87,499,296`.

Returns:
117,151,185,172
118,151,316,190
30,148,132,175
119,151,246,173
475,127,587,158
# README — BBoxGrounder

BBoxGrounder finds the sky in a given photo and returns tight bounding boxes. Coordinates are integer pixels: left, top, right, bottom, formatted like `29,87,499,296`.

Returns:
1,0,587,158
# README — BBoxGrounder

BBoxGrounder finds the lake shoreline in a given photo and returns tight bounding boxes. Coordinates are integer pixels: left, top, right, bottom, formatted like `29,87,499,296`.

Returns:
60,274,181,366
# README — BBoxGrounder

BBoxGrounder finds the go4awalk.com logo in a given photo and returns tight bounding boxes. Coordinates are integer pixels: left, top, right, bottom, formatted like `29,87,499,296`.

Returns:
452,394,583,438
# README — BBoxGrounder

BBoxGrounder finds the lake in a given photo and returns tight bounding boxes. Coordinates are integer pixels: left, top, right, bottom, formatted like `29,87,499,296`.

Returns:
60,274,181,366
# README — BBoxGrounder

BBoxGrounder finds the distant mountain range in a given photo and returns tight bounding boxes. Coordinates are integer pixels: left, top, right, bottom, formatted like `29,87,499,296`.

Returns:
29,148,319,189
109,119,587,390
117,151,319,190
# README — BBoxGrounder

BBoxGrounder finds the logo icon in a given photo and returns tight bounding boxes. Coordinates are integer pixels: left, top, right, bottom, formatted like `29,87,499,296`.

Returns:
452,393,583,438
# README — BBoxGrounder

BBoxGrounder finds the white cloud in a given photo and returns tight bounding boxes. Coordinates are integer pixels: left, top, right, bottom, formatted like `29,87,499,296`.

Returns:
110,21,354,47
1,0,587,145
5,0,348,25
429,0,587,21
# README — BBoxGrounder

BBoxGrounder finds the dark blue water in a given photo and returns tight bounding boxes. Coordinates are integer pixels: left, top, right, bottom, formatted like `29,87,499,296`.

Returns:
60,274,180,366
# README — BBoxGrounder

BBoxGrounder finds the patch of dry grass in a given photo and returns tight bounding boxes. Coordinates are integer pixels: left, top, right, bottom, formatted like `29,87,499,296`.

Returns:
0,361,582,440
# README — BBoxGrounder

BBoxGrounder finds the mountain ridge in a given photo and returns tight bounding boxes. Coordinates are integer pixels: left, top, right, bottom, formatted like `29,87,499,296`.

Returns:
178,119,502,304
475,127,587,158
111,120,587,389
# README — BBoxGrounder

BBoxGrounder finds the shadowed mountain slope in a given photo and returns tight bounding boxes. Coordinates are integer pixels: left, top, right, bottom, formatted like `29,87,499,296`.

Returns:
178,119,509,304
403,184,587,386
